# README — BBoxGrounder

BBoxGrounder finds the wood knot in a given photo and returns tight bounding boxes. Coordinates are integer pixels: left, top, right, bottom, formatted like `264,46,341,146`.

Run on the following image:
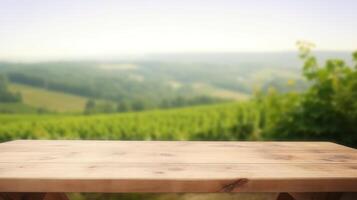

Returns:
219,178,248,192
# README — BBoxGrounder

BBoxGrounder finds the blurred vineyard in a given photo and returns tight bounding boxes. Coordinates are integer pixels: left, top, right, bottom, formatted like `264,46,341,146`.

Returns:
0,100,275,142
1,45,357,148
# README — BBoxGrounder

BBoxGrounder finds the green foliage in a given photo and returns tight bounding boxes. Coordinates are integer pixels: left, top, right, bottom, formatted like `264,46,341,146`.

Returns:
297,41,318,80
353,51,357,64
266,42,357,147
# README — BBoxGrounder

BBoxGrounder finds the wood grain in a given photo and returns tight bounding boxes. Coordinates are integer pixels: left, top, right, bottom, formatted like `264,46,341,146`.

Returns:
0,140,356,193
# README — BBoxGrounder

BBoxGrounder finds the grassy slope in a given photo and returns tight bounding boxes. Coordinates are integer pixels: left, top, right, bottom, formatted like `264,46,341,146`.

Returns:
0,103,38,114
8,83,89,113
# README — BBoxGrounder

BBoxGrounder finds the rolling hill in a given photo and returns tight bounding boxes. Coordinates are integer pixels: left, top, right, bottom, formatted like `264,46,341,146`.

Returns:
8,83,89,112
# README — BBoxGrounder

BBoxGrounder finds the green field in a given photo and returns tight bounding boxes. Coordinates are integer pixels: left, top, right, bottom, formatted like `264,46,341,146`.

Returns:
0,103,38,114
8,83,88,112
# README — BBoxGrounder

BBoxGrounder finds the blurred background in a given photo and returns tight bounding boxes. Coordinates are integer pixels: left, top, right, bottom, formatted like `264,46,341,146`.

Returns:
0,0,356,199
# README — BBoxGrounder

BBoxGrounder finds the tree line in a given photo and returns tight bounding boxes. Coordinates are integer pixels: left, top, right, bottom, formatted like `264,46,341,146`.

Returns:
84,95,227,114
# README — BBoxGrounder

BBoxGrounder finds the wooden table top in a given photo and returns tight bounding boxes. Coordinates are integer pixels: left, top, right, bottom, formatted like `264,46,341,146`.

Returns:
0,140,356,193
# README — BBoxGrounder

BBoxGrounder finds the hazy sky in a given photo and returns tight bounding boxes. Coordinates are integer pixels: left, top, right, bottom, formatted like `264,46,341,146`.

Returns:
1,0,357,61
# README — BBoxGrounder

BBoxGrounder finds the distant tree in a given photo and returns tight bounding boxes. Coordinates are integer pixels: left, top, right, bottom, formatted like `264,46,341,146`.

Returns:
160,99,170,109
84,99,96,114
37,107,49,114
132,99,146,111
172,96,186,107
100,102,116,113
117,100,131,112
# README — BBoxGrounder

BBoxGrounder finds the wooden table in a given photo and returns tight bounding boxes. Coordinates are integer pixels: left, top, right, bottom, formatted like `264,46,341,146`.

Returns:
0,140,356,200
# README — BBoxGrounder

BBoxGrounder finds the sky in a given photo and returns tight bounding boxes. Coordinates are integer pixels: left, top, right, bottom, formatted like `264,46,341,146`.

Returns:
0,0,357,61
